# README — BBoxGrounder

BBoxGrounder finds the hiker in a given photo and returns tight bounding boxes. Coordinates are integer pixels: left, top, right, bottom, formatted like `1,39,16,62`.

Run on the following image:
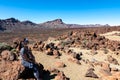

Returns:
19,38,42,80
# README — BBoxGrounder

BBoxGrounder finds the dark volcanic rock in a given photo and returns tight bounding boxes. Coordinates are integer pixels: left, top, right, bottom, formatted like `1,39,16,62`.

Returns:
54,71,69,80
85,68,98,78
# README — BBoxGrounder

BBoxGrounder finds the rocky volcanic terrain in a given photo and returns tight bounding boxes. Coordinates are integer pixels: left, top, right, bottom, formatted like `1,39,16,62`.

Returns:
0,26,120,80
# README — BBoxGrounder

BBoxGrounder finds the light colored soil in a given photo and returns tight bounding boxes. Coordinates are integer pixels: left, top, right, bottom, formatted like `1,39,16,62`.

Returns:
32,31,120,80
100,31,120,41
33,48,120,80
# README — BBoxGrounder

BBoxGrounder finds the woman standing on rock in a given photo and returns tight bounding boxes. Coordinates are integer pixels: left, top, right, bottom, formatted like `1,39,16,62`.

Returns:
19,38,42,80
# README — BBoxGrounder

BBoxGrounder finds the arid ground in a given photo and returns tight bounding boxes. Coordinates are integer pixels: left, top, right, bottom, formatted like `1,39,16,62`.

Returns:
1,27,120,80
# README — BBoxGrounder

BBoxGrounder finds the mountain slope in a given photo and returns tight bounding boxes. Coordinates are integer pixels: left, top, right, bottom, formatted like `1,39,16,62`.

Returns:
38,19,69,28
0,18,37,31
0,18,110,31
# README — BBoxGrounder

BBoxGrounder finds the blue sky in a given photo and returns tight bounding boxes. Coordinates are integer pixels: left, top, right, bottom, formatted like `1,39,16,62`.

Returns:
0,0,120,25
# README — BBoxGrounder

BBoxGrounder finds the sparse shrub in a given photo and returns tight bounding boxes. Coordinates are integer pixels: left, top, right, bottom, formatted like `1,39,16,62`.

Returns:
0,43,13,54
10,49,19,60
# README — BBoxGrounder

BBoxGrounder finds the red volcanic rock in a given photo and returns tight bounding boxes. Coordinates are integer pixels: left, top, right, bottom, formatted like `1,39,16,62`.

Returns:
0,49,44,80
54,62,65,68
101,62,110,72
32,41,45,51
54,71,69,80
1,50,15,61
45,48,53,55
68,58,81,65
1,50,11,60
0,60,24,80
65,49,73,55
47,67,60,74
111,67,119,72
107,55,119,65
90,50,98,55
53,50,61,58
56,30,120,51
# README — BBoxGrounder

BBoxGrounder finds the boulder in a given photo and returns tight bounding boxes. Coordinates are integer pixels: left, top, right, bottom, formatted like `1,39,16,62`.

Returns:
0,55,44,80
54,71,69,80
45,48,53,55
101,62,110,72
68,58,81,65
0,60,24,80
85,68,98,78
107,55,119,65
47,67,60,74
1,50,15,61
111,67,119,72
65,49,73,55
53,50,61,58
54,62,65,68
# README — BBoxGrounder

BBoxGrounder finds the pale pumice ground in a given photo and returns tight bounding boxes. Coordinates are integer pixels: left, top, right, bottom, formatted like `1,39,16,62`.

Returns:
32,31,120,80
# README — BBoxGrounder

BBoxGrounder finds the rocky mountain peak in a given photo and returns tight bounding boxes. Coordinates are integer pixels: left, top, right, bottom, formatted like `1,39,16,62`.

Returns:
46,19,64,24
5,18,20,23
22,20,36,25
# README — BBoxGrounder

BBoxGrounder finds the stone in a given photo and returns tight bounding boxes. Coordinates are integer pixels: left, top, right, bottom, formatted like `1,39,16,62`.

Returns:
85,68,98,78
53,50,60,56
54,71,69,80
107,55,119,65
101,62,110,72
54,62,65,68
0,60,24,80
47,67,60,74
68,58,81,65
99,69,112,77
1,50,15,61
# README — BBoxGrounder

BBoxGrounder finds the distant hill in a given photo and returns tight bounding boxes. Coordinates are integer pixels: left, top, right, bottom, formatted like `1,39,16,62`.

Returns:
0,18,110,31
38,19,69,28
0,18,37,31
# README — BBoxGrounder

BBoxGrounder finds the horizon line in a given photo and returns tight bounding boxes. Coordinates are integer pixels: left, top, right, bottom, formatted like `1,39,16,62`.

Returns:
0,17,120,26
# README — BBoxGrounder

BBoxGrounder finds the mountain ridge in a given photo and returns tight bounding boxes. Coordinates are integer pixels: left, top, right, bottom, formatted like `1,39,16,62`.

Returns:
0,18,110,31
